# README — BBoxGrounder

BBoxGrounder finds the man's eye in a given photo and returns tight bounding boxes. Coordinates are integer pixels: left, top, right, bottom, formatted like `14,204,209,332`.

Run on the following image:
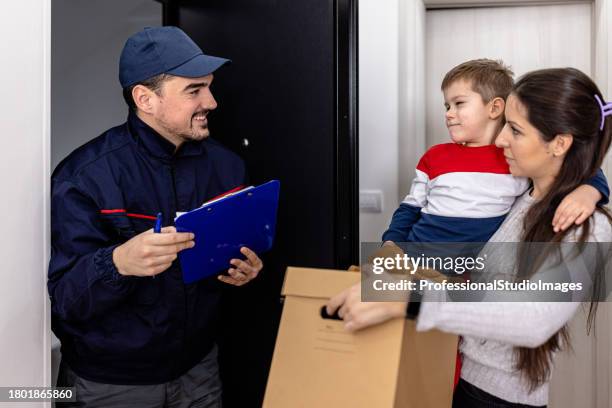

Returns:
190,89,199,95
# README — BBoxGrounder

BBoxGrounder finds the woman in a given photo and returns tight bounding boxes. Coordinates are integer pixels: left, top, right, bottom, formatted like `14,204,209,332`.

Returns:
327,68,612,407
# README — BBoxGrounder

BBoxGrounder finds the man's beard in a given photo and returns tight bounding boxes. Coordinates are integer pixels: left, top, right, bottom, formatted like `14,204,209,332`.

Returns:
157,115,210,143
189,116,210,138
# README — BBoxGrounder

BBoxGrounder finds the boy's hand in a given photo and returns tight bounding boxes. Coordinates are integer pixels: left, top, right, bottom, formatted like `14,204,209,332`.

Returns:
552,185,602,232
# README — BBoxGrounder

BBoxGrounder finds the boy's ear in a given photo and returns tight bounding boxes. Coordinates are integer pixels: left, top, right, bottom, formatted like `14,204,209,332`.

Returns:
551,133,573,157
488,97,505,120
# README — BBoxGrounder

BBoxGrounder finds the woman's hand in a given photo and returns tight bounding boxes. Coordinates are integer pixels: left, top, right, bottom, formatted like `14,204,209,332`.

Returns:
552,184,601,232
325,282,407,332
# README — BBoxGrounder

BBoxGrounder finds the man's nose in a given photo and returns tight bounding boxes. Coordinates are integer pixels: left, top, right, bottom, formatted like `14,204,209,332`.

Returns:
200,88,218,111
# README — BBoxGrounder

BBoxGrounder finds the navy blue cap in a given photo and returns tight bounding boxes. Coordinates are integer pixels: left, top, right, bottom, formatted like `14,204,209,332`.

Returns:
119,26,230,88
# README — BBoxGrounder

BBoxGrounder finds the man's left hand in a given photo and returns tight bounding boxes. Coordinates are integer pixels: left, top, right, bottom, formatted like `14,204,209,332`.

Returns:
218,247,263,286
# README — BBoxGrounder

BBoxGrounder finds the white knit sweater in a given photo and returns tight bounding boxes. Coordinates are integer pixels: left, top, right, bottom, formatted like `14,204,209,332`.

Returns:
416,191,612,406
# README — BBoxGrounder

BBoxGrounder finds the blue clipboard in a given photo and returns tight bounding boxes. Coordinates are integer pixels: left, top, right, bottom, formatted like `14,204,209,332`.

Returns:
175,180,280,284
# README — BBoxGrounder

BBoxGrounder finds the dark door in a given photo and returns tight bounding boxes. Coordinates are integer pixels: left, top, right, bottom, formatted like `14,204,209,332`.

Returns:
158,1,358,406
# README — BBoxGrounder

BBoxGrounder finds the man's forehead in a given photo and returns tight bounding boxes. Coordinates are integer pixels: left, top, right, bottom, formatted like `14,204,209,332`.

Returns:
165,74,214,88
182,74,214,84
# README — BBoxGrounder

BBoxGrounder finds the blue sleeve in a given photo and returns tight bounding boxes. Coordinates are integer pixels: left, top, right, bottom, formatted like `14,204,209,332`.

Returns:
586,168,609,206
48,179,136,322
381,203,422,243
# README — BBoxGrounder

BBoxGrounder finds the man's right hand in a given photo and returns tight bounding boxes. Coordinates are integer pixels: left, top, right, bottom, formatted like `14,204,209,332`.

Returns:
112,226,195,277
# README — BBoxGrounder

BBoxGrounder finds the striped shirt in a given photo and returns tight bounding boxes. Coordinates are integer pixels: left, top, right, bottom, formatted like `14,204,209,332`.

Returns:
383,143,529,243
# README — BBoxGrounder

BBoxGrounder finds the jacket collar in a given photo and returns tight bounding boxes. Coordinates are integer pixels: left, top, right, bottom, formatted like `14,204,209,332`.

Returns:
127,111,205,161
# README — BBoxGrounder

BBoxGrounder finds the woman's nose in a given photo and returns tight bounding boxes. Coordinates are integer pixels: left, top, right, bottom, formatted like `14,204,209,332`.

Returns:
495,127,509,148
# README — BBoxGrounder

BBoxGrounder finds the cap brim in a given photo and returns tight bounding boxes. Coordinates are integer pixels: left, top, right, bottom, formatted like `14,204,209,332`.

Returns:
166,54,231,78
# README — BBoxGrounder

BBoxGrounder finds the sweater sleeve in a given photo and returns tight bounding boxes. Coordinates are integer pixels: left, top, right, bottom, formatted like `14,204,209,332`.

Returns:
416,252,586,348
415,213,611,348
416,298,579,348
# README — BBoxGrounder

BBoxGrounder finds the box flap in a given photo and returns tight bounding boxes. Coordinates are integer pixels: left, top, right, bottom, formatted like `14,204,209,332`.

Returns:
282,267,361,299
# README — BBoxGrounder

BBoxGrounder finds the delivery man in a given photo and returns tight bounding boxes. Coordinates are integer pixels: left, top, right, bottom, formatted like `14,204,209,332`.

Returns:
49,26,262,407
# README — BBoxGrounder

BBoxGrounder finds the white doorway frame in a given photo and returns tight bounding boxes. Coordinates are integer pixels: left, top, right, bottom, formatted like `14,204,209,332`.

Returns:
1,0,52,406
43,0,52,397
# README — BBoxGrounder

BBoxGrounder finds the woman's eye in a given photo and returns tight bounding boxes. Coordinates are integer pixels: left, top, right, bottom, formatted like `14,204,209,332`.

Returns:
511,127,520,136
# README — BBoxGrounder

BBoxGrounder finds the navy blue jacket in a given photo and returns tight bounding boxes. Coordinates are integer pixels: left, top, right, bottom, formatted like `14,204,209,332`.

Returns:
48,112,246,385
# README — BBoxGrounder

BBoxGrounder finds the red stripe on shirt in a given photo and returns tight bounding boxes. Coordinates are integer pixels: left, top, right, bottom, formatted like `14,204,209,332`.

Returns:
416,143,510,180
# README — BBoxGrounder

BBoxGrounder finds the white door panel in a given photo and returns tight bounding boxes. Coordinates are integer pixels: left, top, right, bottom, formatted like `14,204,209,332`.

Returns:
426,3,592,147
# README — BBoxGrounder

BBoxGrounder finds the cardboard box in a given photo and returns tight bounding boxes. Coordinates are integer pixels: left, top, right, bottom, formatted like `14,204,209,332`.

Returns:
264,267,458,408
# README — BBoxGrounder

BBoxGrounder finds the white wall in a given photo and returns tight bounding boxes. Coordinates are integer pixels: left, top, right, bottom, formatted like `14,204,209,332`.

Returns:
398,1,427,200
424,0,591,7
52,0,161,170
358,0,400,243
0,0,51,403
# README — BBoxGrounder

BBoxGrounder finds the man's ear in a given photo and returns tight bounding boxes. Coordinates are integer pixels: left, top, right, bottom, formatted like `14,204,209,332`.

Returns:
132,85,156,114
489,97,505,120
551,133,574,157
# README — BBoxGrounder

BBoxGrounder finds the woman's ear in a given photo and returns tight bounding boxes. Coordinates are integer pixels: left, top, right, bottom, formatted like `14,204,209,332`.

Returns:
132,85,156,114
551,133,573,157
489,97,506,120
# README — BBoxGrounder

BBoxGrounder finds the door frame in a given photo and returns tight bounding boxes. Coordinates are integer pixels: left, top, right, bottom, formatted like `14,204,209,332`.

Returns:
43,0,52,398
158,0,360,267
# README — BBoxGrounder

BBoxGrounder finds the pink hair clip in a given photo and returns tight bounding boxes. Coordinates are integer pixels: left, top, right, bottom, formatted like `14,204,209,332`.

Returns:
595,94,612,131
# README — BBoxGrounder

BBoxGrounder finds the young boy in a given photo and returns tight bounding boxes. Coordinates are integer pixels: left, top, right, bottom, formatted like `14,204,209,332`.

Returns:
382,59,608,245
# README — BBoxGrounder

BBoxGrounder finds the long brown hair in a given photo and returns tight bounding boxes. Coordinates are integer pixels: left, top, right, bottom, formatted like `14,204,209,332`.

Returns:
511,68,612,391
